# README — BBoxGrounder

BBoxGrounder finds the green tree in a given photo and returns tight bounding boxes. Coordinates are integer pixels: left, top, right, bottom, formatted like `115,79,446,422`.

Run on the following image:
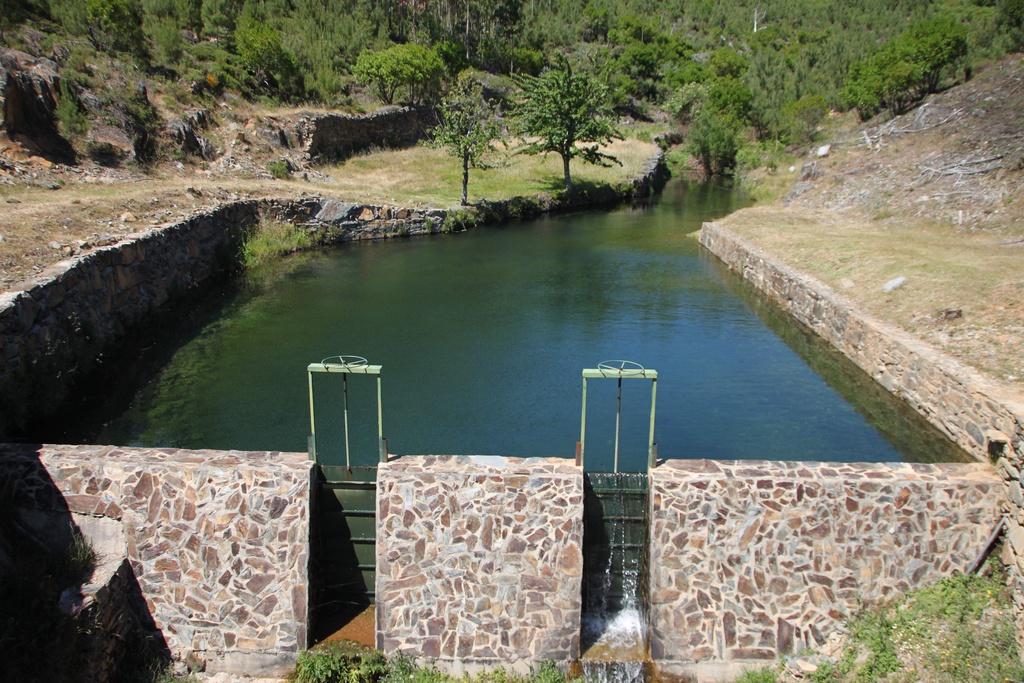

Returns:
685,108,740,177
903,16,968,94
1000,0,1024,47
352,43,444,105
512,57,622,194
83,0,147,55
782,94,827,143
235,17,300,97
431,73,501,205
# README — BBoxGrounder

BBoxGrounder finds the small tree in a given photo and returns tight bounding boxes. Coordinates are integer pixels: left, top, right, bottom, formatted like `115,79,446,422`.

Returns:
685,109,740,177
512,57,622,194
432,74,501,206
353,44,444,106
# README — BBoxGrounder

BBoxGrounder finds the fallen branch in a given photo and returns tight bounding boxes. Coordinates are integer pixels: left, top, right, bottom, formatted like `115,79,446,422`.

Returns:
918,154,1004,181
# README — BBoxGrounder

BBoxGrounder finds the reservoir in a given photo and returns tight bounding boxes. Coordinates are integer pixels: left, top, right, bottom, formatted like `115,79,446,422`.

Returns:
48,180,966,470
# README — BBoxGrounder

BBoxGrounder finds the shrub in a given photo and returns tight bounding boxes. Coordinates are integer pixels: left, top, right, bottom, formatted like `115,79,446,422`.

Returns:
240,219,310,268
295,642,387,683
267,159,292,179
56,80,90,138
440,208,478,233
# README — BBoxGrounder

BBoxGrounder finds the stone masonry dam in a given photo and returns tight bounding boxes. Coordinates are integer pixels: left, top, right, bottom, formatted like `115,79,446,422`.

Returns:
1,122,1022,680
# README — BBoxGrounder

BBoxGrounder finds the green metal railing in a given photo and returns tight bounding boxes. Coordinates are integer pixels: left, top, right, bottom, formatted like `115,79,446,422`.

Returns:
307,355,387,466
579,360,658,472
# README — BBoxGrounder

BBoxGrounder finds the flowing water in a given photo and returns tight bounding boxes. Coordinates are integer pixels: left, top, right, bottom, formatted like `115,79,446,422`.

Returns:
37,179,969,470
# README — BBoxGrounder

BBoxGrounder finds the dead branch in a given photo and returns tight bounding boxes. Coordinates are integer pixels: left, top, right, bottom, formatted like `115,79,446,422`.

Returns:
889,108,963,135
918,154,1004,181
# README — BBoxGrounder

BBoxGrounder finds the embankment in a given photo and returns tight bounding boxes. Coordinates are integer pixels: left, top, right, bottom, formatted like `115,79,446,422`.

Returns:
698,219,1024,663
0,151,668,438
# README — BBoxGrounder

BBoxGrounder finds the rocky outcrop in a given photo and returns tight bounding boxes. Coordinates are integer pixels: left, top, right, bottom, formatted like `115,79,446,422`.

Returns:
0,47,74,160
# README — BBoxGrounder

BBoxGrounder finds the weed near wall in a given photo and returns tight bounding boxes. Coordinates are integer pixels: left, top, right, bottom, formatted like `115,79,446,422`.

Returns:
240,219,312,269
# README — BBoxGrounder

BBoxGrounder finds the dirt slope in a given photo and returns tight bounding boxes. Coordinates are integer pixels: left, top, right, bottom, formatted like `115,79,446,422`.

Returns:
719,54,1024,388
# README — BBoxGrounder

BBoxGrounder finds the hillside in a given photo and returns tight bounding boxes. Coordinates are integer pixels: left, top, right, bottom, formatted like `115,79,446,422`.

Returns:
719,53,1024,388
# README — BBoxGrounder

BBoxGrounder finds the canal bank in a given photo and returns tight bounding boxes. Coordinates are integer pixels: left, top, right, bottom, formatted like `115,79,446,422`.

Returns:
698,219,1024,665
0,151,668,440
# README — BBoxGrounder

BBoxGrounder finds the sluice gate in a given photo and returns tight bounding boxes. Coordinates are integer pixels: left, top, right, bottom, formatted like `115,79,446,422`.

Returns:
318,465,377,607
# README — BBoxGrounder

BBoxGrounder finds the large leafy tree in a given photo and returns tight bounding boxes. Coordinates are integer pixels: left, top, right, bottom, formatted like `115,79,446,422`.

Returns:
353,43,445,105
431,73,501,206
512,57,621,194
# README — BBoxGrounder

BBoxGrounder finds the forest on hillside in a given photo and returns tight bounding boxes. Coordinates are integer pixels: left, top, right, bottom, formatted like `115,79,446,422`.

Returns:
1,0,1023,173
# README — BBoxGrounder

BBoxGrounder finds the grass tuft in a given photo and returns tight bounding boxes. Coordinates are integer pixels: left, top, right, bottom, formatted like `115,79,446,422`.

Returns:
240,219,311,269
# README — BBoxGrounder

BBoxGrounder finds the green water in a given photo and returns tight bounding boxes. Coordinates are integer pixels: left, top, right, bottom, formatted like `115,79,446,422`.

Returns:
81,180,966,470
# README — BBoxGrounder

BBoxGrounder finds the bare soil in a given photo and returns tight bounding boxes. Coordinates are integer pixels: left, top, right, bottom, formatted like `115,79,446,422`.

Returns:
720,54,1024,389
0,109,655,291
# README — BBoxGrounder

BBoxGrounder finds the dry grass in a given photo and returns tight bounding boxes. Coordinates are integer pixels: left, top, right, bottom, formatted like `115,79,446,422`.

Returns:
0,137,655,290
316,137,656,207
717,201,1024,386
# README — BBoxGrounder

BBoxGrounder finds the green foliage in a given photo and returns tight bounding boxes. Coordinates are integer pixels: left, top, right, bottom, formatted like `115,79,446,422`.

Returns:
441,208,478,233
201,0,240,38
55,80,90,138
267,159,292,179
235,17,301,99
240,219,310,268
666,81,708,125
843,15,968,119
353,43,445,105
432,73,501,205
735,667,778,683
294,640,387,683
85,0,147,55
685,108,740,177
1000,0,1024,47
709,47,749,79
812,569,1024,683
782,94,828,144
513,56,623,193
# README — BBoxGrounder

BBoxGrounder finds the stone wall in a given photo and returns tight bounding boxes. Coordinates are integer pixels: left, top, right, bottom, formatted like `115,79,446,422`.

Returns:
698,222,1023,465
0,201,262,435
375,455,584,674
0,443,313,676
698,221,1024,653
648,459,1003,680
305,107,436,161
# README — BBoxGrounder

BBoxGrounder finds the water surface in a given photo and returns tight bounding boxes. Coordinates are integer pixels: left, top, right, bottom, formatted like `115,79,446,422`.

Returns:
76,180,965,470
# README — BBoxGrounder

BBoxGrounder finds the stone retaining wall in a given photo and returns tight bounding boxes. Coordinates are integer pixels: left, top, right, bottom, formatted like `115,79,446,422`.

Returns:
0,443,313,676
305,107,436,160
649,459,1003,681
375,455,584,674
698,223,1023,465
0,201,263,435
698,221,1024,664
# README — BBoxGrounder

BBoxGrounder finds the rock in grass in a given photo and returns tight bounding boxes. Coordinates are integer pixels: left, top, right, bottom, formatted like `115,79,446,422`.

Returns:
883,276,907,292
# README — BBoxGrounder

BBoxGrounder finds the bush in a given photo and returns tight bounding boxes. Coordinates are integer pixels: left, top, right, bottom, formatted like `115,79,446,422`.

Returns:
353,44,445,106
240,219,310,268
267,159,292,179
295,641,387,683
441,208,478,233
55,80,90,138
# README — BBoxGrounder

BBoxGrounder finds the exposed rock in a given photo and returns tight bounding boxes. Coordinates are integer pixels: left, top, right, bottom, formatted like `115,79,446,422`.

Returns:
883,276,907,292
165,118,216,159
0,47,74,161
